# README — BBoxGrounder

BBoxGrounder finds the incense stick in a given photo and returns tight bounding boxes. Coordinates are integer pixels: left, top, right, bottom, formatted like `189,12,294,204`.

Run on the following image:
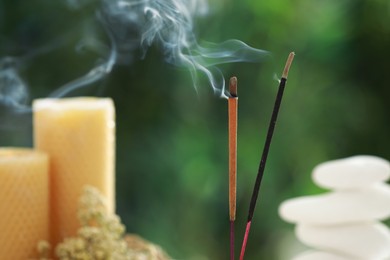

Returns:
228,76,238,260
239,52,295,260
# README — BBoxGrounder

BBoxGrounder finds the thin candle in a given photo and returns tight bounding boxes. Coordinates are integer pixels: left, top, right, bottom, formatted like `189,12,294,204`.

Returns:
239,52,295,260
228,76,238,260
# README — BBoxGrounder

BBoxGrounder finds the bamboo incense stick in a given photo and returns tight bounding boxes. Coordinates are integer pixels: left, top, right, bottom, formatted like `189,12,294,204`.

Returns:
239,52,295,260
228,76,238,260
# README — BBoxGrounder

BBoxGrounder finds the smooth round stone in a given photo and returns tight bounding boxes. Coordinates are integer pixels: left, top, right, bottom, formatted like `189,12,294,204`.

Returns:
296,223,390,259
279,183,390,225
292,251,352,260
312,155,390,190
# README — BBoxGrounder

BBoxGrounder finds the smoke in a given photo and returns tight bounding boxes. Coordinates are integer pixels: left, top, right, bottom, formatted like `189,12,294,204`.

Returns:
96,0,269,98
0,0,269,112
56,0,269,99
0,36,68,111
0,57,29,111
0,57,31,136
49,21,118,98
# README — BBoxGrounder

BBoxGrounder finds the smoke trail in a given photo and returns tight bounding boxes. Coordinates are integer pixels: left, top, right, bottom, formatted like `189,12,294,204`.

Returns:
49,16,118,98
96,0,269,98
0,34,70,111
0,0,269,110
57,0,269,99
0,57,29,111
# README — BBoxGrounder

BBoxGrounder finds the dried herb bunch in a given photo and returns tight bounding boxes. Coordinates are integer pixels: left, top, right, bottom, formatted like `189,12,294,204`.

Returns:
37,186,169,260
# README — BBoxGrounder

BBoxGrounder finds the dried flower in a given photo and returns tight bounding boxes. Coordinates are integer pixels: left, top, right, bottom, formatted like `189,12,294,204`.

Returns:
54,186,130,259
37,240,51,260
37,186,170,260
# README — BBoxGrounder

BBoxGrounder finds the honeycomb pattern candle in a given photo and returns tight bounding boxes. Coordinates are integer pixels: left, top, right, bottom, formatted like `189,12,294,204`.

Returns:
279,156,390,260
33,97,115,247
0,148,49,259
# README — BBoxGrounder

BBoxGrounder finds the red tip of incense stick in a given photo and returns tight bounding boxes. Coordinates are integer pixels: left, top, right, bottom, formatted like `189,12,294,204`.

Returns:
239,221,252,260
282,52,295,79
230,220,235,260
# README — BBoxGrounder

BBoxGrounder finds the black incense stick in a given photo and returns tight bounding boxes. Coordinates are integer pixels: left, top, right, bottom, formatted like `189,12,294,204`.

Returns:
239,52,295,260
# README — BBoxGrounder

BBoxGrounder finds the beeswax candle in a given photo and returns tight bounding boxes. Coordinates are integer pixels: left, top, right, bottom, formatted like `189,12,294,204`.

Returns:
0,148,49,259
33,97,115,247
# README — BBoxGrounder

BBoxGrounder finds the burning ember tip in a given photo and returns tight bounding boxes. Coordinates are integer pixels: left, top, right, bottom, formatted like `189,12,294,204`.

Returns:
229,77,238,97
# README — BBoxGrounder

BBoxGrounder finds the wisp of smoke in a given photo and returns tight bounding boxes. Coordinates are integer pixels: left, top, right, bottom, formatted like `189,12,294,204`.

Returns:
0,57,29,111
49,19,118,98
98,0,269,98
0,0,269,112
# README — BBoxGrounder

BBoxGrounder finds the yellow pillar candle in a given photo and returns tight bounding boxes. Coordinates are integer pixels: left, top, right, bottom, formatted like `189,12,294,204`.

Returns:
0,148,49,259
33,97,115,247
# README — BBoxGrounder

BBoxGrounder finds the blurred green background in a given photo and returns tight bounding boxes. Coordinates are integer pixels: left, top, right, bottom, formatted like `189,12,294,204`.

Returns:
1,0,390,259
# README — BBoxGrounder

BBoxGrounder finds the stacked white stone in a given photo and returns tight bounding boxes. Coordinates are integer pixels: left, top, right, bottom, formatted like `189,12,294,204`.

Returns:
279,156,390,260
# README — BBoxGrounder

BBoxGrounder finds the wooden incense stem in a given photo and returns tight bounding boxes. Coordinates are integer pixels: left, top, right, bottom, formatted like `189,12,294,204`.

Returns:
228,76,238,260
239,52,295,260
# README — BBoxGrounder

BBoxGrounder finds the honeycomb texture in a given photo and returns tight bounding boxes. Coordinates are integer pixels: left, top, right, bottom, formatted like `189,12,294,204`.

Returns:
0,148,49,259
33,97,115,248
